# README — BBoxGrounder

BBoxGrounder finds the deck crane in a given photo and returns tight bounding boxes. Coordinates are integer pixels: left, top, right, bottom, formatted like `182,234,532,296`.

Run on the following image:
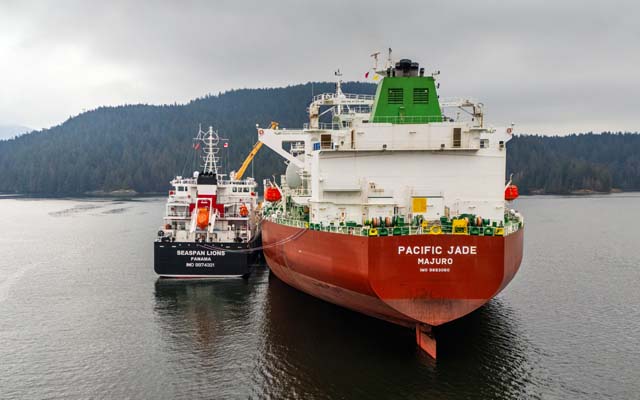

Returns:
234,141,263,180
233,121,278,180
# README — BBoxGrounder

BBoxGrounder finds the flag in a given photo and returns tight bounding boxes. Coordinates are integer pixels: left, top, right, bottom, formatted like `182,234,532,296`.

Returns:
373,74,380,81
224,142,229,148
364,71,369,78
194,143,201,150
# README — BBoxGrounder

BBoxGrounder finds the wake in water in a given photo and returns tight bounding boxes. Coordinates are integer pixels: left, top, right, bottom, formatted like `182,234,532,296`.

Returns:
0,262,40,304
48,203,103,217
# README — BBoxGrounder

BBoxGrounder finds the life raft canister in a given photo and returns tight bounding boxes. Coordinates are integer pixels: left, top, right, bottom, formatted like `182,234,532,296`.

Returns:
197,208,209,230
505,185,519,201
239,204,249,217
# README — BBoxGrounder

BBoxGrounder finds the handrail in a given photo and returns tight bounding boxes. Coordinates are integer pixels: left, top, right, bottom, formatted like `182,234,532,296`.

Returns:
303,122,342,130
269,216,523,237
216,179,257,185
312,93,375,102
370,115,443,124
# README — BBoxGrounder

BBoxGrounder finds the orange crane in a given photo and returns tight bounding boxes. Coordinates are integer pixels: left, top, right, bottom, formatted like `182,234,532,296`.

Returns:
234,140,263,180
234,121,278,180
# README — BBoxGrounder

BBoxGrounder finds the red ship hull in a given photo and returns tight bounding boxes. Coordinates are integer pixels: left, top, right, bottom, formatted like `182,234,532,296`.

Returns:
262,220,524,358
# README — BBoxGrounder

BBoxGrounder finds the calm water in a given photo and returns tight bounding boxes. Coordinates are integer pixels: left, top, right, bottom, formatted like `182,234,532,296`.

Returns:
0,195,638,399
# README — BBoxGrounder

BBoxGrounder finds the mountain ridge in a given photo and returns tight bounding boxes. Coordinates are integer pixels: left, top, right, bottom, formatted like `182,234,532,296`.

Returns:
0,124,32,140
0,82,638,195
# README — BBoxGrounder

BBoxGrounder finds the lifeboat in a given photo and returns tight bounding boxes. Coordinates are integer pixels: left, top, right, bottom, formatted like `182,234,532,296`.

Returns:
505,184,519,201
239,204,249,217
265,187,282,202
196,208,209,230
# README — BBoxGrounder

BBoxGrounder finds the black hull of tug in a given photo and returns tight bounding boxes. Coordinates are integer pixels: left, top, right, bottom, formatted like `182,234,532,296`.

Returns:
154,238,260,278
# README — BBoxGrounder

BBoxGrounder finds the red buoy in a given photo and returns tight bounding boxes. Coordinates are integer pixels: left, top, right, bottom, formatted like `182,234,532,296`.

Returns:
505,185,519,201
265,187,282,202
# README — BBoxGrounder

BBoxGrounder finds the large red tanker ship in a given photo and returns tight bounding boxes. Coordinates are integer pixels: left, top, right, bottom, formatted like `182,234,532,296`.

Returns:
257,55,524,358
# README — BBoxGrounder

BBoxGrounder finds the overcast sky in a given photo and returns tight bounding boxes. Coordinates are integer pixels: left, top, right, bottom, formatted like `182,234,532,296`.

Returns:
1,0,638,134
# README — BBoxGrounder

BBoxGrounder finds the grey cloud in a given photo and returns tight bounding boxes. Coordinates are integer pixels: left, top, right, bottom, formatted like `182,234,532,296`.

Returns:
0,0,638,133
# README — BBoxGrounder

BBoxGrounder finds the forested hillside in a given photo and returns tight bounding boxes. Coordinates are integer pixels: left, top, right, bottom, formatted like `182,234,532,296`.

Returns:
0,82,375,194
507,133,640,194
0,82,638,195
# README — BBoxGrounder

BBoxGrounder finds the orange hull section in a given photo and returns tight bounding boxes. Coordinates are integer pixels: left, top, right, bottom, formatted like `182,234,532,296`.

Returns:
262,220,524,329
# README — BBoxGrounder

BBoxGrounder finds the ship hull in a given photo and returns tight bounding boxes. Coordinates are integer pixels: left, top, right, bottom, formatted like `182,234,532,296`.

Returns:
262,220,523,355
154,236,260,279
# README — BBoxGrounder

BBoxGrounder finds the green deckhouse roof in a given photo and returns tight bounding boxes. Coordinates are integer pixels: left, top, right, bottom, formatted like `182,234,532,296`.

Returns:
370,59,442,124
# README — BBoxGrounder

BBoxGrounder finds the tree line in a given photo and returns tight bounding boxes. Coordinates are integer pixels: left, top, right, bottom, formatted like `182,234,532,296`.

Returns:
0,82,374,195
0,82,638,195
507,133,640,194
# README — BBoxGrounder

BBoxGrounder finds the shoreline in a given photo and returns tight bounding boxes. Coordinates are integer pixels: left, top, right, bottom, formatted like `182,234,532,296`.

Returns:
1,191,637,200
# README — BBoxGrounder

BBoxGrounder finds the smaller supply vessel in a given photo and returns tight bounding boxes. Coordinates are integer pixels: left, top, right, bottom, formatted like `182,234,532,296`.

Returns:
154,126,261,278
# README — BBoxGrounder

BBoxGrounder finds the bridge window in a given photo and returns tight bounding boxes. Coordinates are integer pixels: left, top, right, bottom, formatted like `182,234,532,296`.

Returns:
388,88,403,104
480,139,489,148
413,88,429,104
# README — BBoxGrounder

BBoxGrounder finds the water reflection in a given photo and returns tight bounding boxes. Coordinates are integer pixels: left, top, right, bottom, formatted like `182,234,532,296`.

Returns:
3,196,638,399
151,270,542,399
153,278,258,353
257,276,543,399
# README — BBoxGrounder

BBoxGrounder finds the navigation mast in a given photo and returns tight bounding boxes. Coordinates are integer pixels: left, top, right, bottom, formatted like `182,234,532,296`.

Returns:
195,125,221,174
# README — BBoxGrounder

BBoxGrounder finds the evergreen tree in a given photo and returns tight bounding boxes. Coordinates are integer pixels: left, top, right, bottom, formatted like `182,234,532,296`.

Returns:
1,84,638,196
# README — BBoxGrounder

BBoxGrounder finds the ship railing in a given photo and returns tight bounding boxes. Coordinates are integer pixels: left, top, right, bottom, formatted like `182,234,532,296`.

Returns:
167,200,191,207
272,217,523,237
504,221,520,235
165,211,254,220
368,115,445,124
335,137,480,151
171,177,197,185
166,211,190,218
289,187,312,196
272,218,426,236
439,97,480,108
339,105,372,114
312,93,375,103
217,178,257,185
303,122,342,130
221,213,250,219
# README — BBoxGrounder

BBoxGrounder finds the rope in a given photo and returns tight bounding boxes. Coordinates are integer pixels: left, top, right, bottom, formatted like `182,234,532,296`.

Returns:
180,144,197,178
195,226,308,254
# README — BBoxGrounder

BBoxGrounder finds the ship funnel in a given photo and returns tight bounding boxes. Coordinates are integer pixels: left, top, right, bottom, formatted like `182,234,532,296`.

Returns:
394,59,420,77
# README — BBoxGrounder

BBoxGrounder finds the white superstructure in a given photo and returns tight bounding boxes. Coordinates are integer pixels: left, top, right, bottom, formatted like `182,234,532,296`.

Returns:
258,59,514,229
158,126,259,245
